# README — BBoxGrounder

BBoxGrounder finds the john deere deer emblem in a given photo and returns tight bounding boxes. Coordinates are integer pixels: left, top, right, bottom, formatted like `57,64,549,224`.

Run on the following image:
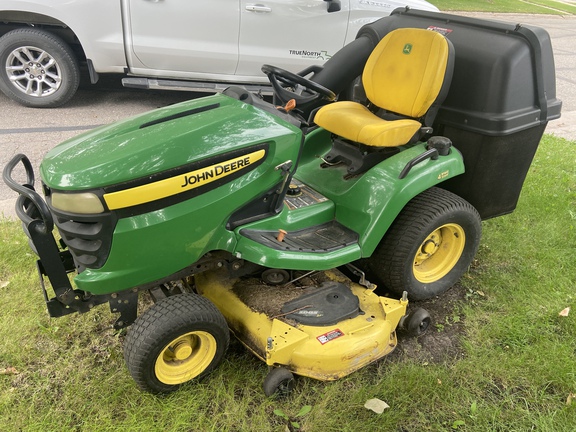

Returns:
403,43,413,54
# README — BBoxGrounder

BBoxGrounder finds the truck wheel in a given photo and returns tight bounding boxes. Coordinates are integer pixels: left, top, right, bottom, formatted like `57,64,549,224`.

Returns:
124,293,230,394
369,187,481,301
0,28,80,108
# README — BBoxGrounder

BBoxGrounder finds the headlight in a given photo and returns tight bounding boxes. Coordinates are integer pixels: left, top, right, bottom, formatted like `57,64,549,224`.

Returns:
51,192,105,214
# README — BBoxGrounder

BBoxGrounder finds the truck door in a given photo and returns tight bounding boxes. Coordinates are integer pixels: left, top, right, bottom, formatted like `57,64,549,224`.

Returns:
126,0,240,75
236,0,349,77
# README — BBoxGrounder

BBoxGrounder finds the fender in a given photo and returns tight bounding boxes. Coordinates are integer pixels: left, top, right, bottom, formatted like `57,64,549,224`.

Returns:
354,143,465,256
296,138,466,257
0,1,126,73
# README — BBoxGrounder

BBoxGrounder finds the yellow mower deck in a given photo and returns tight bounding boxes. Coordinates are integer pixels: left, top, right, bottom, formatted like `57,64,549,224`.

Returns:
195,268,408,380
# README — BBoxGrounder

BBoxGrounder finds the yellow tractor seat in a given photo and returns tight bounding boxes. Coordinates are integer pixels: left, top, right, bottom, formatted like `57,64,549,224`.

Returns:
315,28,454,149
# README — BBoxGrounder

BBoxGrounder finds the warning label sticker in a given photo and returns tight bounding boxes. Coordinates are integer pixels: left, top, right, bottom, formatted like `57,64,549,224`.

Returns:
427,26,453,36
317,329,344,345
283,180,328,210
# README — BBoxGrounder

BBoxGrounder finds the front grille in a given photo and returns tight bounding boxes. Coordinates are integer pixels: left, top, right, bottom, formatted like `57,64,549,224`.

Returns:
51,209,117,270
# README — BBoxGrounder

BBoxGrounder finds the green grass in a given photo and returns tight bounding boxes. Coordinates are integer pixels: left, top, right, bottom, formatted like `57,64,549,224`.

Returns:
430,0,576,14
1,134,575,431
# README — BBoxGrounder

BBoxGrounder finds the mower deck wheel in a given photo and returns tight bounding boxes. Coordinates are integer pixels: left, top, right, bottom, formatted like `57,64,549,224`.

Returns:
402,307,432,337
263,367,295,398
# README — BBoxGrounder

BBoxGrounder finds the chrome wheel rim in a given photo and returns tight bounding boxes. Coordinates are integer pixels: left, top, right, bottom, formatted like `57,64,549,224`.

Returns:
6,45,62,97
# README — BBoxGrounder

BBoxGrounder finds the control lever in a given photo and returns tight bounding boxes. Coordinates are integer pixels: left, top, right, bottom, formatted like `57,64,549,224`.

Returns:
398,136,452,179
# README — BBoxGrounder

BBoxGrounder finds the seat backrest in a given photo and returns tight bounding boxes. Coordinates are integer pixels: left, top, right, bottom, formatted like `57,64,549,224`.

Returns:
362,28,454,120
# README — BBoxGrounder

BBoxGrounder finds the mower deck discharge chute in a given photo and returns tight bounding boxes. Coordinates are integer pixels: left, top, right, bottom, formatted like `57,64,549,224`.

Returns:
3,9,561,396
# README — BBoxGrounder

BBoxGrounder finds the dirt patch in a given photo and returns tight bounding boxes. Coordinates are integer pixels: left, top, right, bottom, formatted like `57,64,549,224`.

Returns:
232,270,349,320
391,283,468,364
232,277,311,318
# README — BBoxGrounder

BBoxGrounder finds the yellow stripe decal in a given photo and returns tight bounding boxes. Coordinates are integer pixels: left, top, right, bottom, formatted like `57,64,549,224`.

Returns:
104,149,266,210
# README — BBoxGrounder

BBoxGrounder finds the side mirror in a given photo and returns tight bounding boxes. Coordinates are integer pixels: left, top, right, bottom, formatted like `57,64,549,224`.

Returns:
324,0,341,13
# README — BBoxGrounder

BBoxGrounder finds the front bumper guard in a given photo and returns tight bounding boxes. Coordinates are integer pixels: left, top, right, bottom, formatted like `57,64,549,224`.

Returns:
3,154,137,329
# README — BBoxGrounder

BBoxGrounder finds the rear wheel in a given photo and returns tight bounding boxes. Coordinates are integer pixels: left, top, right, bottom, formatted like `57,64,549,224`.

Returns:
0,28,80,107
124,293,229,394
369,187,481,300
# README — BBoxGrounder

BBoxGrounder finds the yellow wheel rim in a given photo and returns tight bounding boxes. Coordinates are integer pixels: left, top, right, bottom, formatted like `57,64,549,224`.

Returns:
413,223,466,283
155,331,217,385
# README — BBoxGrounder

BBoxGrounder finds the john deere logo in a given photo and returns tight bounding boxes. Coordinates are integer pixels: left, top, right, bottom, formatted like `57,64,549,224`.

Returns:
103,149,266,210
403,43,413,54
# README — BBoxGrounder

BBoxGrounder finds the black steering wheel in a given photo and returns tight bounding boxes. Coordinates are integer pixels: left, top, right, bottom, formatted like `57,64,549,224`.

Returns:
261,64,336,112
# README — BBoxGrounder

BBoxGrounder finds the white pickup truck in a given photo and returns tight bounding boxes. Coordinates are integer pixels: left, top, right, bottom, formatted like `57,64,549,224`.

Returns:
0,0,437,107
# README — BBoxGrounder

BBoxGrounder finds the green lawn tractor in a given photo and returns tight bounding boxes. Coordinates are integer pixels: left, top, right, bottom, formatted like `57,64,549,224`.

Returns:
3,9,561,396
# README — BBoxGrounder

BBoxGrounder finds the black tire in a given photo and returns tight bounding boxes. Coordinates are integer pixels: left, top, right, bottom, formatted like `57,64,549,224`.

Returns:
401,308,432,337
263,367,295,398
369,187,481,301
124,293,230,394
0,28,80,108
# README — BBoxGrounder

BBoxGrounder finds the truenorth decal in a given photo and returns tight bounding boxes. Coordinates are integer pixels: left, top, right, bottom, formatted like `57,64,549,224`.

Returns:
289,50,332,60
359,0,394,8
104,149,266,210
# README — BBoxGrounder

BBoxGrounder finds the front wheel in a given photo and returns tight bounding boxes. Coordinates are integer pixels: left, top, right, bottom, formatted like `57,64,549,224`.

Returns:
124,293,230,394
0,28,80,108
369,187,481,301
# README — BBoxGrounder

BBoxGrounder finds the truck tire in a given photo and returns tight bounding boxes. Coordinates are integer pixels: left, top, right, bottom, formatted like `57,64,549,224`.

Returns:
369,187,481,301
124,293,230,394
0,28,80,108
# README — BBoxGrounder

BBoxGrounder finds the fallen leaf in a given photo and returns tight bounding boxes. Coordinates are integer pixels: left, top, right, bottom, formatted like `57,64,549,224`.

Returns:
567,393,576,406
559,307,570,317
364,398,390,414
0,281,8,289
0,367,19,375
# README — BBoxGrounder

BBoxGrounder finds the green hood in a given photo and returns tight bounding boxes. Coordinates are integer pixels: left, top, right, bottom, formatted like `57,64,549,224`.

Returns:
40,94,299,190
